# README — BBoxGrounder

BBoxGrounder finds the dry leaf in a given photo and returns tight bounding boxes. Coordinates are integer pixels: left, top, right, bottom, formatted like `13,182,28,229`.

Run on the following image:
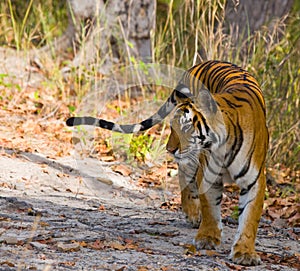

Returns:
109,241,126,250
98,205,106,211
0,261,15,267
89,239,105,250
112,164,132,176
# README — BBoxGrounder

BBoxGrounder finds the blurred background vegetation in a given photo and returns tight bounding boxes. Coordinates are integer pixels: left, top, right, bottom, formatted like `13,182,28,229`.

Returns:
0,0,299,176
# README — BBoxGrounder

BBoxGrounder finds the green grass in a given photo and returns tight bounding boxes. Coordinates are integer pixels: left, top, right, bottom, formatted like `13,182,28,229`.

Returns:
0,0,299,174
0,0,67,48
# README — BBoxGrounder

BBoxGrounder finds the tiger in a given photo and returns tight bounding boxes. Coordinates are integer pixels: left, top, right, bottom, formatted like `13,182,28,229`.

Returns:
66,60,268,266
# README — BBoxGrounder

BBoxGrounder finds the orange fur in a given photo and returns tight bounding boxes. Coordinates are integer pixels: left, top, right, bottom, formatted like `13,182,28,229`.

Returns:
167,61,268,266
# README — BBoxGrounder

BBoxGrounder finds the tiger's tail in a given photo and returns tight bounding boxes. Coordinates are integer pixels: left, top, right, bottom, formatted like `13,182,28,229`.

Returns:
66,83,192,134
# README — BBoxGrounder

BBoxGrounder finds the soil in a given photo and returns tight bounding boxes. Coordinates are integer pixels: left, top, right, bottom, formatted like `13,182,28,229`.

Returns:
0,149,299,271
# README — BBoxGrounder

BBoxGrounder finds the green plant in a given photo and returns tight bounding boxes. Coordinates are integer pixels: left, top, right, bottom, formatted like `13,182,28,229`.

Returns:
111,130,167,164
0,73,21,104
231,205,239,220
129,133,154,162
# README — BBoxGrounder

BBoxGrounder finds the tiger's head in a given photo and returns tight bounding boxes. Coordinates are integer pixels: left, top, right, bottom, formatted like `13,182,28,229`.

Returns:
167,90,225,163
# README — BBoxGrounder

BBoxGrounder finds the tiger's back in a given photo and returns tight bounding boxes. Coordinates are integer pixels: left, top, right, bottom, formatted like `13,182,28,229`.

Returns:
183,61,268,172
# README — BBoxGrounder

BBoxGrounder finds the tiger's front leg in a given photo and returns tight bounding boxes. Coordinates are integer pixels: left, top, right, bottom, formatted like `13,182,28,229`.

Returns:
230,171,266,266
178,167,201,228
167,127,202,228
193,176,223,250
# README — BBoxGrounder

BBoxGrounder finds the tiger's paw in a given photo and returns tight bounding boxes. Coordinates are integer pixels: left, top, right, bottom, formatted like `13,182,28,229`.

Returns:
193,235,220,250
185,215,201,228
230,251,261,266
193,224,222,250
184,210,201,228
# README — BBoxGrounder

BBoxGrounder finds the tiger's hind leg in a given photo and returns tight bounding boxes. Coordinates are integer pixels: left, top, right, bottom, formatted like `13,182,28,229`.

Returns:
230,171,266,266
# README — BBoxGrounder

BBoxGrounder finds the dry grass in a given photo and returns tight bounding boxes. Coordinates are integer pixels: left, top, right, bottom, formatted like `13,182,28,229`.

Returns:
0,0,299,175
155,0,300,173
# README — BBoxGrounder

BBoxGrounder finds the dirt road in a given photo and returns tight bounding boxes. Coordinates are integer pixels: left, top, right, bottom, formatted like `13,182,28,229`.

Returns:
0,150,299,271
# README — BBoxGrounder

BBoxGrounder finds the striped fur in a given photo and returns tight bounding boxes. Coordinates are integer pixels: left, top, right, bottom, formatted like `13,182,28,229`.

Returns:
66,83,193,133
66,60,268,266
166,61,268,266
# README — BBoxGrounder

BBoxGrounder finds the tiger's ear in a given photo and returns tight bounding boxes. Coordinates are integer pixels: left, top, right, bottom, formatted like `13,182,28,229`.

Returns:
195,89,218,116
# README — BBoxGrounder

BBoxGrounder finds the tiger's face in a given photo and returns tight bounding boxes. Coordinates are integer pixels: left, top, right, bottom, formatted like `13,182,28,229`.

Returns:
167,103,217,162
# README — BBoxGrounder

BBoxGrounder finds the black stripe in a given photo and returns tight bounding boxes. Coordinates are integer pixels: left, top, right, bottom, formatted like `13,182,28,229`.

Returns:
190,65,204,93
234,140,256,180
222,75,246,88
197,122,204,139
209,68,226,92
232,95,253,109
200,115,210,134
206,160,221,176
238,198,254,216
242,83,266,115
193,61,217,92
240,162,265,197
99,119,115,130
170,90,177,103
238,206,244,216
66,117,75,126
222,97,243,109
151,91,178,125
225,119,243,167
174,84,191,99
213,68,235,93
243,76,260,89
234,157,251,180
208,64,226,82
189,61,217,92
240,179,257,196
216,195,223,205
203,61,220,89
140,119,153,131
204,63,225,92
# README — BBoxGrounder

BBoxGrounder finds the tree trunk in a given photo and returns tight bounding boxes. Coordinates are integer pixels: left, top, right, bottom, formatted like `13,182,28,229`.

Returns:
38,0,156,73
224,0,294,42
